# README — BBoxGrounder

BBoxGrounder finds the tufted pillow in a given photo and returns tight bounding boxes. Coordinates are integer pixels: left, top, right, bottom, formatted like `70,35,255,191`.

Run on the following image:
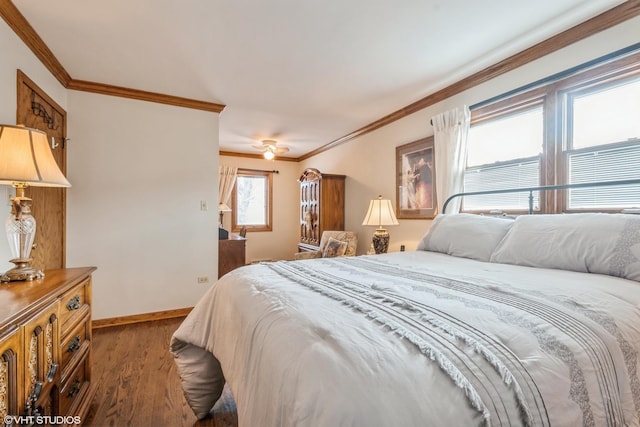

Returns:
417,213,514,262
323,237,348,258
490,213,640,281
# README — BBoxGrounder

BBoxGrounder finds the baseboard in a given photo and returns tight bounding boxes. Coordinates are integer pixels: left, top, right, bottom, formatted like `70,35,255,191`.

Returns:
92,307,193,329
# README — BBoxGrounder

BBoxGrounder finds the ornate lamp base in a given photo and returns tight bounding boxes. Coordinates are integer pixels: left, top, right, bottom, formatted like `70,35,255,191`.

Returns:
372,228,390,254
1,258,44,282
2,187,43,283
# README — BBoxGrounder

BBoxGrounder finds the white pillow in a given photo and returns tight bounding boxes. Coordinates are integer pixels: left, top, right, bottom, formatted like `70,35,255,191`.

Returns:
417,213,514,262
490,213,640,281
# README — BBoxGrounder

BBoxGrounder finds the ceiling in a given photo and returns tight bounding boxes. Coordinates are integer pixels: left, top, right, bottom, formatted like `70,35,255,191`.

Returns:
11,0,627,159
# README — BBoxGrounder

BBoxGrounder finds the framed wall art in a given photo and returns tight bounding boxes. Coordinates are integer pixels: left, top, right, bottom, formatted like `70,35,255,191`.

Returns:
395,136,436,219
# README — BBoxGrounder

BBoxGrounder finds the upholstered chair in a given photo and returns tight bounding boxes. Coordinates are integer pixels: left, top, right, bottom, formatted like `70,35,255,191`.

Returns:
294,231,358,260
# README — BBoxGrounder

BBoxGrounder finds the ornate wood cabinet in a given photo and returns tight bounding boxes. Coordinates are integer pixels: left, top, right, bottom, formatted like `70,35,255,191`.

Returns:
0,267,96,426
0,329,20,424
298,168,346,252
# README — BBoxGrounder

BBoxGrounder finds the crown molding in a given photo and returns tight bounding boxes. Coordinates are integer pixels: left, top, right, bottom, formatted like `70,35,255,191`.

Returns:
298,0,640,161
3,0,638,158
219,150,299,162
0,0,224,113
0,0,71,86
67,79,225,113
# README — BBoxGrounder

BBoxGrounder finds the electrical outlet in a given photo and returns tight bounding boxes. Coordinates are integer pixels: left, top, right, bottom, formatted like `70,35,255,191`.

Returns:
200,200,208,211
197,276,209,284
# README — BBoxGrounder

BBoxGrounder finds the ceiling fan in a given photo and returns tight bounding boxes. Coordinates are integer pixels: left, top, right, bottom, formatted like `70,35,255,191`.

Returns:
252,139,290,160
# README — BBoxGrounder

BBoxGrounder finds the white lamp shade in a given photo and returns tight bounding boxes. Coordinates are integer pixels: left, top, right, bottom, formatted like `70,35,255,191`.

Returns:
362,196,399,228
218,203,232,212
0,125,71,187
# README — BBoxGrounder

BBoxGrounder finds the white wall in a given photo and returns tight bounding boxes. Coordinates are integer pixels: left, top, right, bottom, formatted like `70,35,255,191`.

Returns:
219,155,300,263
3,13,640,319
0,18,68,271
66,92,219,320
1,18,220,321
301,16,640,255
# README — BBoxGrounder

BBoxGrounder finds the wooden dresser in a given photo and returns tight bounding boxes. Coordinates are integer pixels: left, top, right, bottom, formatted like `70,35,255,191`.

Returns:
298,168,346,252
0,267,96,426
218,235,246,278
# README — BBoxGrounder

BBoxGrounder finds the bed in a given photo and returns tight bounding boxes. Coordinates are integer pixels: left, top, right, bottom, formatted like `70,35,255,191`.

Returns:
171,211,640,426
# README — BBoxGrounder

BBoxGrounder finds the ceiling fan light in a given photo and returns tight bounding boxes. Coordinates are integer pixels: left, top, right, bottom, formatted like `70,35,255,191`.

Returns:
264,150,275,160
262,139,277,148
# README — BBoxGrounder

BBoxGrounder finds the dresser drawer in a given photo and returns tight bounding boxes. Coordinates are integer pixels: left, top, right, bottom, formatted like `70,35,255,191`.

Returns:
59,356,89,416
22,300,60,397
0,267,96,423
59,279,90,329
60,318,89,380
0,328,20,422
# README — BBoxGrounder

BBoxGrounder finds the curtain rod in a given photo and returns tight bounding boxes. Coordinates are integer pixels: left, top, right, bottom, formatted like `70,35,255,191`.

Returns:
470,42,640,111
428,43,640,125
238,168,279,174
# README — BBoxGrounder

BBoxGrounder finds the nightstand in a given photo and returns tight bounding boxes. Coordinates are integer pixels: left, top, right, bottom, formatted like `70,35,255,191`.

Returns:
219,234,246,278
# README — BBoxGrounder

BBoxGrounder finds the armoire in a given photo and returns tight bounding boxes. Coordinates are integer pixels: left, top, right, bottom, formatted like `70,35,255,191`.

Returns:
298,168,346,252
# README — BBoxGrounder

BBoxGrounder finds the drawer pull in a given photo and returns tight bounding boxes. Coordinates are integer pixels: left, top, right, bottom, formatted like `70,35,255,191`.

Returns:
31,381,43,400
47,363,58,382
67,335,81,353
66,295,81,311
24,381,42,416
22,381,43,417
67,378,81,398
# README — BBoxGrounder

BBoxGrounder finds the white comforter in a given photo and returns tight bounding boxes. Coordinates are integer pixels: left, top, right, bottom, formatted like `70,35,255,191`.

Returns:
171,251,640,426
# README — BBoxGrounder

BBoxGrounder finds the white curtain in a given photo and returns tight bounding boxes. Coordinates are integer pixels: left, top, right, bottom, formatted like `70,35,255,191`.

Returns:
218,165,237,207
431,106,471,214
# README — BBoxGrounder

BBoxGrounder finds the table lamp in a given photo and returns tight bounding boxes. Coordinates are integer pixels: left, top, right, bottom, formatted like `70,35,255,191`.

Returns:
218,202,232,240
0,125,71,282
218,202,231,226
362,195,399,254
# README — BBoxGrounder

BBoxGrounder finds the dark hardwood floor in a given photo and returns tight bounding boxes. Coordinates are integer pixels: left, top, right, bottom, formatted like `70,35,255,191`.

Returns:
84,317,238,427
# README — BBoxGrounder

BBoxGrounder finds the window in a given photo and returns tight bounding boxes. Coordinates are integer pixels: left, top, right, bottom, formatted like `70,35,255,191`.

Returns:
232,169,272,232
564,77,640,209
464,104,543,211
462,49,640,214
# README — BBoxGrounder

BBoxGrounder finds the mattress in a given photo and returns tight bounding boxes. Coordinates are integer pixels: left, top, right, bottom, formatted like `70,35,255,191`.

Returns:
171,250,640,426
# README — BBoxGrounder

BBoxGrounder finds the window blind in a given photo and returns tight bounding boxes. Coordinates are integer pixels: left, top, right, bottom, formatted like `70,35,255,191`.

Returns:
568,144,640,208
463,157,540,210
